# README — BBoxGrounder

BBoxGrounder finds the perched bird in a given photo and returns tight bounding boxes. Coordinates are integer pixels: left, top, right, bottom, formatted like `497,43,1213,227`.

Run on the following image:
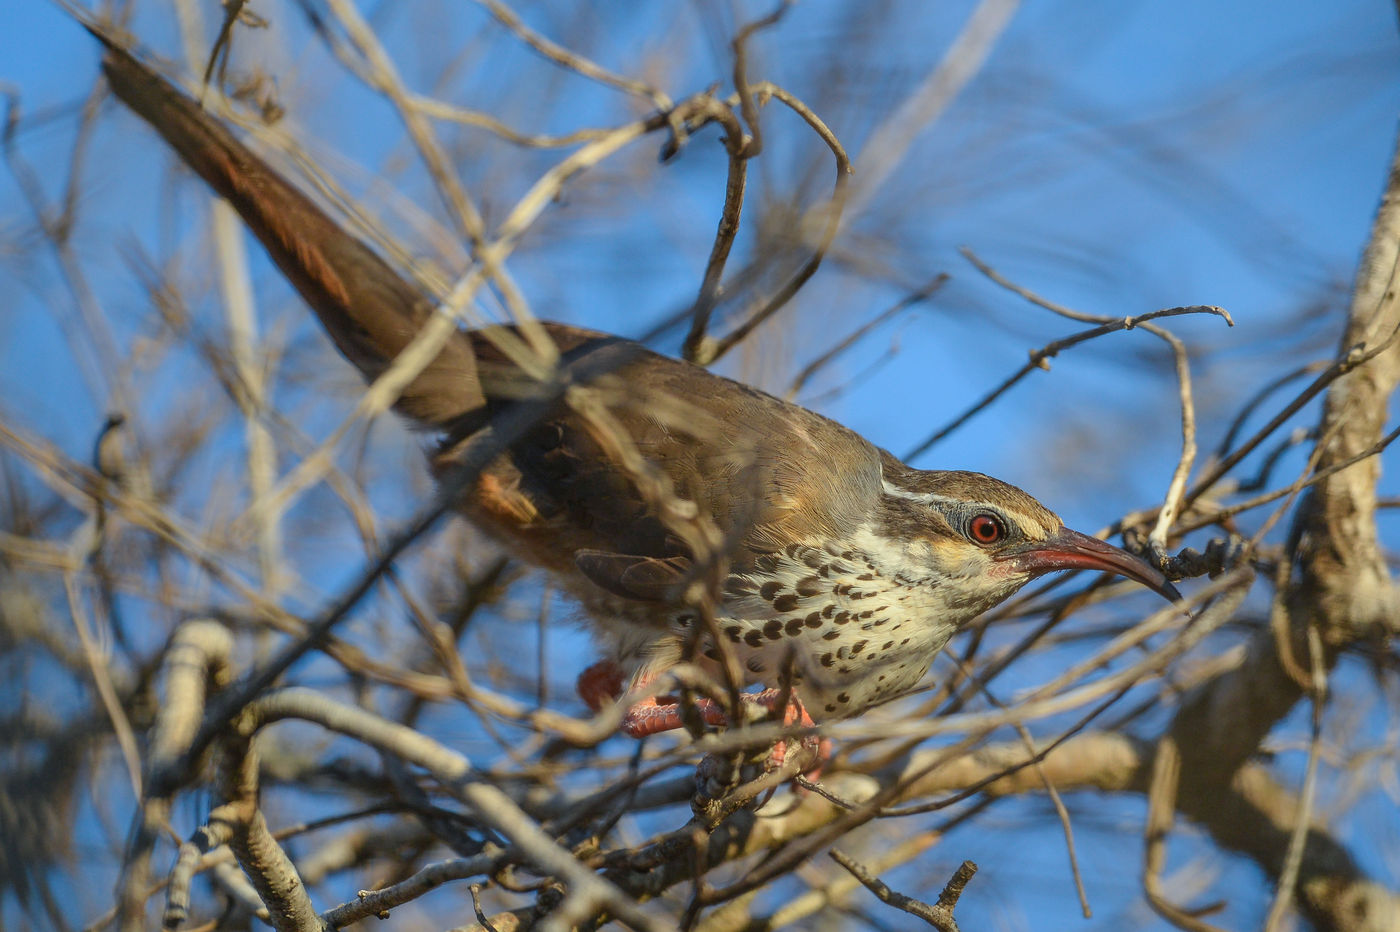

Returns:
98,40,1178,753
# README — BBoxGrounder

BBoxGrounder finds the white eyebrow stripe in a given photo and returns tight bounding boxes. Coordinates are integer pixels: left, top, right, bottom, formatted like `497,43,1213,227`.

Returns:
880,478,961,508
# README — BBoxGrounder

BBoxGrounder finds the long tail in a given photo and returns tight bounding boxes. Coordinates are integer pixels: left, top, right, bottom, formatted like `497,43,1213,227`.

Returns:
98,37,481,428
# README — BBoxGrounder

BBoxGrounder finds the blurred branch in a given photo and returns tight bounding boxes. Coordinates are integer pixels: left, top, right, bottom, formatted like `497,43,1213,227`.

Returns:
1153,80,1400,932
786,274,946,399
471,0,671,109
830,849,976,931
843,0,1021,223
687,83,852,365
904,294,1229,461
120,620,235,931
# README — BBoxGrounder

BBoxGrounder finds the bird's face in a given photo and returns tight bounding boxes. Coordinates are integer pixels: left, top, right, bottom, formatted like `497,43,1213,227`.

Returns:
877,468,1179,621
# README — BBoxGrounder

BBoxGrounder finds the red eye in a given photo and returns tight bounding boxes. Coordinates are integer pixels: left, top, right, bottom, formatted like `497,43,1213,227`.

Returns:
969,514,1004,545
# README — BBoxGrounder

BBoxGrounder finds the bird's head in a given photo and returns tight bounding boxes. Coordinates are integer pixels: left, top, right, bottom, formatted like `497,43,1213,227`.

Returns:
876,462,1180,620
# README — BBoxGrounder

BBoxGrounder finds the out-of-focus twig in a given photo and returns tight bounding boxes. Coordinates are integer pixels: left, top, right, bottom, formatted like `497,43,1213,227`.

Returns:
830,849,976,932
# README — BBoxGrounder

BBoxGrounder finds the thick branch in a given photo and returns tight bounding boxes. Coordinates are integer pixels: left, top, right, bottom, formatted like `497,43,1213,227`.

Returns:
1290,125,1400,641
893,733,1399,931
528,732,1395,929
1138,109,1400,932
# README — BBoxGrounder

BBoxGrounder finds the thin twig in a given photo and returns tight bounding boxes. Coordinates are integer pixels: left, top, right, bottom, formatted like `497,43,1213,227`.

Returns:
470,884,501,932
699,83,852,364
1214,361,1328,460
727,0,795,160
1181,319,1400,513
787,275,947,398
738,828,945,931
681,102,749,363
830,849,975,931
905,303,1228,461
1262,622,1328,931
952,249,1228,538
321,853,501,927
473,0,671,109
1144,322,1198,558
947,653,1091,916
407,94,612,147
1177,423,1400,532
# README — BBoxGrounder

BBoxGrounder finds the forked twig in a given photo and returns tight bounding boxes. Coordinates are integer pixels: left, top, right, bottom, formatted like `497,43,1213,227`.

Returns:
473,0,671,109
787,275,947,398
1142,735,1229,932
831,849,977,931
905,301,1227,461
698,84,852,364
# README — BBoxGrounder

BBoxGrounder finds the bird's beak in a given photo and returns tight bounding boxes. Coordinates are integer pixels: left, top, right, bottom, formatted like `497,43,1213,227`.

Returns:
1002,527,1181,602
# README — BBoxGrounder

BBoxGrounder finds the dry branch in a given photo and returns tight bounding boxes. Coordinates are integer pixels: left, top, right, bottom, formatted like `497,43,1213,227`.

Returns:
5,5,1398,932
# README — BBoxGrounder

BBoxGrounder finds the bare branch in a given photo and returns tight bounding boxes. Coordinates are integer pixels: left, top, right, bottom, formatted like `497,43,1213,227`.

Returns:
830,849,976,931
904,299,1229,460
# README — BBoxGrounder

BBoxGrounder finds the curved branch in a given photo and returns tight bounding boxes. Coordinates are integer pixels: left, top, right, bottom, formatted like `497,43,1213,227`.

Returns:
1153,86,1400,932
1167,100,1400,785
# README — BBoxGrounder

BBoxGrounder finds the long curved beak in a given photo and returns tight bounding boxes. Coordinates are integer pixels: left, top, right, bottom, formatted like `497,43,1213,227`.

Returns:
1002,527,1181,602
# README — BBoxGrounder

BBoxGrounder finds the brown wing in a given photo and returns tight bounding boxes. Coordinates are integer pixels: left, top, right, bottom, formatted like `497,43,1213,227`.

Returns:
454,323,885,591
574,551,691,602
99,36,882,603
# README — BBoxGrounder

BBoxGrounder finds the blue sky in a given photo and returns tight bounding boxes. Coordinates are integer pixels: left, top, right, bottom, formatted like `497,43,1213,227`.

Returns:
2,1,1398,929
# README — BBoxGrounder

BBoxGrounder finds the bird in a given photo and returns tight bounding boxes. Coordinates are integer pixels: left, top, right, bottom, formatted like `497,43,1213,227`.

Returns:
97,39,1179,759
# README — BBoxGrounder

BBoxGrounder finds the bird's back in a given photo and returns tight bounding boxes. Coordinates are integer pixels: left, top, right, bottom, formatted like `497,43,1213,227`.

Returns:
450,322,885,611
99,37,886,646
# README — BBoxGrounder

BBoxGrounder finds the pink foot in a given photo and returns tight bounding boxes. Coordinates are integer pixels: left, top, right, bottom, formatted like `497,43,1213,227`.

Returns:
740,689,830,777
622,684,828,777
619,694,731,737
577,660,626,713
576,659,830,777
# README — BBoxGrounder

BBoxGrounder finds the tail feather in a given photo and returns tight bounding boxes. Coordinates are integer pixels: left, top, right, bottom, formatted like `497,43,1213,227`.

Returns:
98,38,482,428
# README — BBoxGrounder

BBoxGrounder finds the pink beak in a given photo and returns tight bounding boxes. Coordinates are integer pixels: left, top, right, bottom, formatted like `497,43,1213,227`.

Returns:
1001,527,1181,602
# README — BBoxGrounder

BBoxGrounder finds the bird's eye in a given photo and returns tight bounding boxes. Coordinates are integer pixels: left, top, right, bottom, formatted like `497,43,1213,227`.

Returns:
968,513,1005,545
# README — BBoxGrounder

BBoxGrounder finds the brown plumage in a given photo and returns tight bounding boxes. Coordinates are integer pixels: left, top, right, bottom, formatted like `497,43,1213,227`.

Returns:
99,39,1177,738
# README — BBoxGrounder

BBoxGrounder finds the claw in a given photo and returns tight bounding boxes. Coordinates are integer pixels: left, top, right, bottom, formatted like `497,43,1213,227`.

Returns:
620,694,729,736
576,663,831,781
745,689,829,779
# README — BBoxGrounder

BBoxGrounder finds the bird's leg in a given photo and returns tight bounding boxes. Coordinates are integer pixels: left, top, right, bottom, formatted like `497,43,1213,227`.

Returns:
577,660,828,774
625,690,826,774
577,659,731,731
738,688,830,774
618,693,731,737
